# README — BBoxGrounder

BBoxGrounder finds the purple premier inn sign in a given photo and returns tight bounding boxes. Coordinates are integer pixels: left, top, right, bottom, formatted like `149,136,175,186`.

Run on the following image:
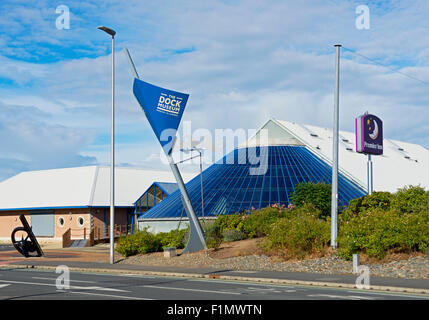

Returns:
355,113,383,155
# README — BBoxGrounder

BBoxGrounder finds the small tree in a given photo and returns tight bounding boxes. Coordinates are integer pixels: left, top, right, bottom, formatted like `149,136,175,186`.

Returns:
392,185,429,215
290,182,331,219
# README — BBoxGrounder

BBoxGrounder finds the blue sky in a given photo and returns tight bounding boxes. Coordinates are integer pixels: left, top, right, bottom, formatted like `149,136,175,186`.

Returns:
0,0,428,181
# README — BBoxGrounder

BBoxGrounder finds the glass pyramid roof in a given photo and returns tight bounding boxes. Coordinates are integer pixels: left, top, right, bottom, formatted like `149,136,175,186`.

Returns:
139,146,366,219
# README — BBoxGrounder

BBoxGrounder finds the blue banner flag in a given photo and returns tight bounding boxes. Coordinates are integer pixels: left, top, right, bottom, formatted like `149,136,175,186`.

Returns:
133,78,189,155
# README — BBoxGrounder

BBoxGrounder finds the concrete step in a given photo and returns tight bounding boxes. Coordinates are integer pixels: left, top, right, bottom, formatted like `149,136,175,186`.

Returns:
69,239,88,247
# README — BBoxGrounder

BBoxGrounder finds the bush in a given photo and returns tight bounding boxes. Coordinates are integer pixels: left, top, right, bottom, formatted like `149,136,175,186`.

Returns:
361,191,394,211
204,221,223,249
392,185,429,215
222,229,246,242
343,186,429,218
116,229,162,257
290,182,332,219
155,228,188,249
341,186,429,219
215,213,245,235
342,191,394,219
243,206,289,238
116,228,189,257
337,208,429,260
292,203,323,218
116,235,137,257
265,209,330,259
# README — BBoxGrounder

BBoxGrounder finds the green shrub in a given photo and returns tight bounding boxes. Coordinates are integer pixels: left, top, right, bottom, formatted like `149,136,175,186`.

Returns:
392,185,429,215
222,229,246,242
243,206,289,238
116,235,137,257
290,182,332,219
337,208,429,260
292,203,323,218
361,191,394,211
341,186,428,219
116,229,162,257
215,213,245,235
155,228,188,249
204,221,223,249
345,197,364,215
342,191,394,219
266,210,330,259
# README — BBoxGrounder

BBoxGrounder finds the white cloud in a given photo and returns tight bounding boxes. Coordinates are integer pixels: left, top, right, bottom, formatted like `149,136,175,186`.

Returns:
0,102,97,180
0,0,428,180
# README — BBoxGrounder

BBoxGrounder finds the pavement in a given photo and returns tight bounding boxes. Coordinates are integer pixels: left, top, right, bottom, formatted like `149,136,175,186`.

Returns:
0,244,428,297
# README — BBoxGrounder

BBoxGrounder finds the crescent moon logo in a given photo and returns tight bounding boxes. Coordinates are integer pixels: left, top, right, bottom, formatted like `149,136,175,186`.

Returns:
368,119,379,140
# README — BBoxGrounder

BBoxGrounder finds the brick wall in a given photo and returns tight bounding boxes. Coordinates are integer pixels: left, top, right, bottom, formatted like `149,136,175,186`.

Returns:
54,208,91,240
0,207,132,242
0,211,30,241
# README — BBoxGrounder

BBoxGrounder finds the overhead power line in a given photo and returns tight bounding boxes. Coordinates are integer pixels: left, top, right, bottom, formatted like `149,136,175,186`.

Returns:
342,46,429,87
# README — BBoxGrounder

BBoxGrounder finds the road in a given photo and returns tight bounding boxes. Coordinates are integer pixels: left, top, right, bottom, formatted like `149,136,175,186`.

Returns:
0,245,14,252
0,268,427,300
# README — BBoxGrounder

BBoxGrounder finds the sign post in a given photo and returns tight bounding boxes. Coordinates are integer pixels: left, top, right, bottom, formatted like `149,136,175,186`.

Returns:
367,154,373,195
355,113,383,195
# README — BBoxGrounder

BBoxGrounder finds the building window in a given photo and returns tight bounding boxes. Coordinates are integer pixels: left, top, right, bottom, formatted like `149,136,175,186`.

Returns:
77,216,84,227
58,217,65,227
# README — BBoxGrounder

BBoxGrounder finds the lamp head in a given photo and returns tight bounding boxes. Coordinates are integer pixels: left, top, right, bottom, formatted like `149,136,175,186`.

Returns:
98,26,116,37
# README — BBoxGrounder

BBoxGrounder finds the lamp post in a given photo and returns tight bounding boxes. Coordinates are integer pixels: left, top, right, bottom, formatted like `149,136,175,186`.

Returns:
180,147,205,222
331,44,341,249
98,26,116,264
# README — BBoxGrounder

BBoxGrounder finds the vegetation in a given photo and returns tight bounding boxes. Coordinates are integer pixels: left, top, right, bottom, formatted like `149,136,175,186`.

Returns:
117,184,429,261
242,205,289,238
265,206,330,259
213,184,429,260
116,228,188,257
116,229,162,257
344,191,394,216
222,229,246,242
204,221,223,249
290,182,332,219
338,186,429,260
392,185,429,215
155,228,188,249
338,208,429,260
215,213,245,235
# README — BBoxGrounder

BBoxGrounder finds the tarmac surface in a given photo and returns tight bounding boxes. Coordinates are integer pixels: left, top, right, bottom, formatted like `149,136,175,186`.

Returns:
0,267,428,300
0,245,428,300
0,245,14,252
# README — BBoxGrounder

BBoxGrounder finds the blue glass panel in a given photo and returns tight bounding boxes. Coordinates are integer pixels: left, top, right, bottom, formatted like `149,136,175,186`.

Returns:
140,146,367,218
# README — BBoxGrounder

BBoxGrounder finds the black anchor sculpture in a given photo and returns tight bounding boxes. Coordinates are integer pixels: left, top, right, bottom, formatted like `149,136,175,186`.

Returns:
11,214,44,258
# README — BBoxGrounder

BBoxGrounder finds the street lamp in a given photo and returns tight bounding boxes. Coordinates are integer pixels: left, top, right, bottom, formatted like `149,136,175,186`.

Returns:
180,147,205,222
98,25,116,264
331,44,341,249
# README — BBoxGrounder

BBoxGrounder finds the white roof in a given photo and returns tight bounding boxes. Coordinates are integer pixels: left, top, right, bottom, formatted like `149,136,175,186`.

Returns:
0,166,195,210
243,118,429,193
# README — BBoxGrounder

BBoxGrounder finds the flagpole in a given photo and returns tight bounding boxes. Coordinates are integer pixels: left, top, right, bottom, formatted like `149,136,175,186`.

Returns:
123,48,207,252
331,44,341,249
167,154,207,251
123,48,139,79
